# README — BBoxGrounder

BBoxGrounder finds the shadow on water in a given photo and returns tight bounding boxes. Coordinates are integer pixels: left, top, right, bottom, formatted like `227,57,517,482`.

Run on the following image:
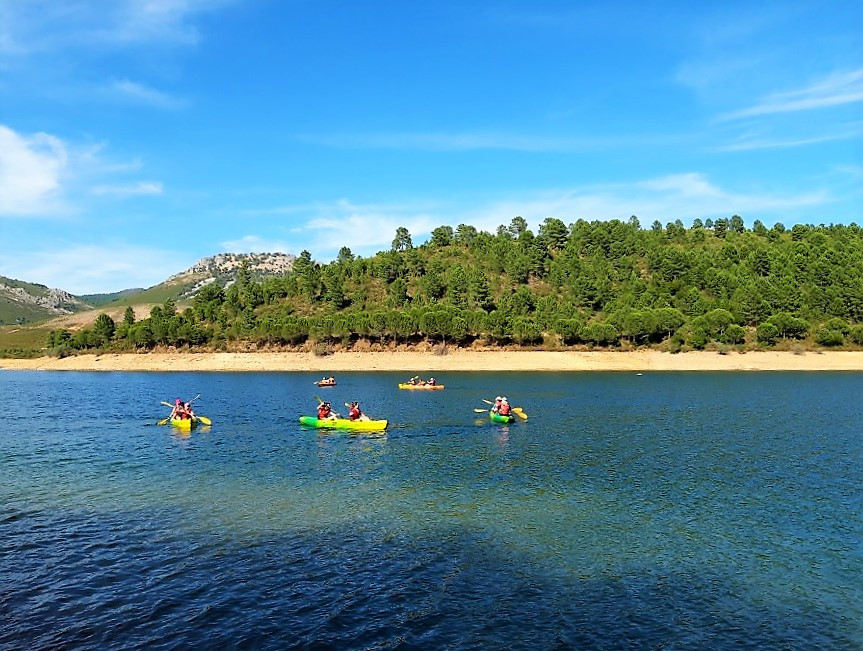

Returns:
1,505,858,651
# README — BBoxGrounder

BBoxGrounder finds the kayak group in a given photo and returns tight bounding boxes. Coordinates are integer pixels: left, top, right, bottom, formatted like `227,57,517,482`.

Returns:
159,380,526,433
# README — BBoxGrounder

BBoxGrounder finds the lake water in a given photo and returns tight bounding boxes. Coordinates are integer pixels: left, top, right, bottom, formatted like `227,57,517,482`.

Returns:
2,370,862,649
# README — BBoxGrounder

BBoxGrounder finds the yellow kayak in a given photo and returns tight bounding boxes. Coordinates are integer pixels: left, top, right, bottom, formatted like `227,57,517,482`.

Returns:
397,383,444,390
299,416,388,431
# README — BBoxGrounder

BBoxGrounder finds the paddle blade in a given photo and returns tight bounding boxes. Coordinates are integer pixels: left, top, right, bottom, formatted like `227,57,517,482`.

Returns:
198,416,212,426
513,408,528,420
161,401,174,408
474,408,488,413
481,398,494,405
157,418,168,426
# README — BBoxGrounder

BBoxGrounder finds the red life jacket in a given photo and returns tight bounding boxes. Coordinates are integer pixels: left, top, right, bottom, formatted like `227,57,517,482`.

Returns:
349,406,361,420
499,403,511,415
318,407,330,419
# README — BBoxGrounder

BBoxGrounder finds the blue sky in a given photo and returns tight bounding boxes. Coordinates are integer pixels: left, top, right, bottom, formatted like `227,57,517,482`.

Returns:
1,0,861,294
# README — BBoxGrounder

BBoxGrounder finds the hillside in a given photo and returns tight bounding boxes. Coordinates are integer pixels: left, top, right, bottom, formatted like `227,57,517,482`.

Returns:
0,276,92,325
0,252,296,331
103,252,298,307
10,218,863,357
79,288,145,307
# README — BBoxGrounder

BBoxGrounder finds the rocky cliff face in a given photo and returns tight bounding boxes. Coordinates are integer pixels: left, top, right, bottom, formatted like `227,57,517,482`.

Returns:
164,252,296,298
0,282,90,313
168,252,296,281
0,279,93,324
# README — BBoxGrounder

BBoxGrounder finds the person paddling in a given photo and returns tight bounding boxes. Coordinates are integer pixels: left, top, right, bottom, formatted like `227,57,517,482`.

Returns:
347,401,370,421
498,397,512,416
170,398,188,420
317,401,338,420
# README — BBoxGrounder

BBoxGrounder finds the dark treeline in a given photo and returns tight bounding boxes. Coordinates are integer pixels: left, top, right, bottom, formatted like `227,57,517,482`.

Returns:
49,216,863,354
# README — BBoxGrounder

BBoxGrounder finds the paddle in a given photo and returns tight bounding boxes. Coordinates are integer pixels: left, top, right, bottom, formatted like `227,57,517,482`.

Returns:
474,408,488,413
157,418,168,426
161,394,201,409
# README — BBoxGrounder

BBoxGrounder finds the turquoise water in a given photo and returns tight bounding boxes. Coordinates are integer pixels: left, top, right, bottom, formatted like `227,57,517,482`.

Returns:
2,370,862,649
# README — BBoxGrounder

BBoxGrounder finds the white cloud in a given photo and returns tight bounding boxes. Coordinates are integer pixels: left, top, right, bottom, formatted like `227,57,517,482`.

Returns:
0,123,164,215
467,173,827,227
720,68,863,121
0,125,68,216
0,243,190,294
91,181,164,197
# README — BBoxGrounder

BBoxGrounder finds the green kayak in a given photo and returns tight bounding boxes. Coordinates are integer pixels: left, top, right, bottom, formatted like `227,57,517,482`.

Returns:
299,416,388,431
489,412,516,423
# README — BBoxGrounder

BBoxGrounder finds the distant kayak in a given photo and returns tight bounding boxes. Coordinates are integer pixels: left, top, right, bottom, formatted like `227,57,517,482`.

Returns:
397,383,444,390
489,412,516,423
299,416,388,431
170,417,199,430
315,381,336,387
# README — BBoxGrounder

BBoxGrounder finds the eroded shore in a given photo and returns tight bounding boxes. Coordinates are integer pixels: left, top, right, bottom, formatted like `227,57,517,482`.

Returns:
4,350,863,372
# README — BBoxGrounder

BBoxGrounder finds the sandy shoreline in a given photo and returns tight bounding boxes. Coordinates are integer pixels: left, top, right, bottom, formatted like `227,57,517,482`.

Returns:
3,349,863,372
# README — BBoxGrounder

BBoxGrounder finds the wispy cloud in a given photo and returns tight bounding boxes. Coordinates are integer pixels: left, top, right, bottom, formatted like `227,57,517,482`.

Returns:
220,235,295,254
109,79,186,109
0,0,232,54
0,243,190,294
91,181,164,197
712,126,863,152
297,131,677,153
720,68,863,121
235,174,831,262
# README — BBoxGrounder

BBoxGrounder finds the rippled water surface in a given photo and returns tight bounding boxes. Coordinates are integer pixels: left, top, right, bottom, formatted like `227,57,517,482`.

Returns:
2,370,862,649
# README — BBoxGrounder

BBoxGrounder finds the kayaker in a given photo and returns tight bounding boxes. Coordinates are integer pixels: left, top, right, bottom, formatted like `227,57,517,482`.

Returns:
170,398,187,420
491,396,502,413
347,401,370,421
183,402,195,420
428,377,436,386
317,401,338,420
499,397,512,416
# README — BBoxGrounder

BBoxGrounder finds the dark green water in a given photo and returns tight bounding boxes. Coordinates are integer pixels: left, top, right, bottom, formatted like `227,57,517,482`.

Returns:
2,371,861,649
